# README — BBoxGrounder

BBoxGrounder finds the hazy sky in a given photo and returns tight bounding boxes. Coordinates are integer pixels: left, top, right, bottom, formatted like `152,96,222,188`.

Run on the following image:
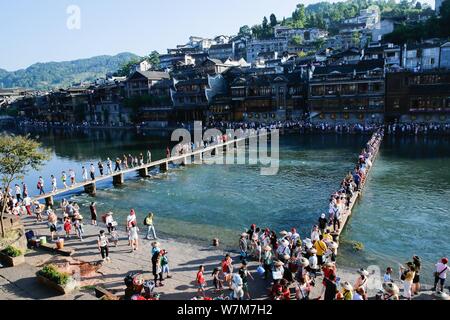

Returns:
0,0,434,71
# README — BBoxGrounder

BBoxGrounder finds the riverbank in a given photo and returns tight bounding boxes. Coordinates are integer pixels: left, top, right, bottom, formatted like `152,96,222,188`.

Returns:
0,215,440,300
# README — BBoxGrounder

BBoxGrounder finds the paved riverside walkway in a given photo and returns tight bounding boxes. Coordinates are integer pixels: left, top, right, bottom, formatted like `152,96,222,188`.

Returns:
2,215,438,300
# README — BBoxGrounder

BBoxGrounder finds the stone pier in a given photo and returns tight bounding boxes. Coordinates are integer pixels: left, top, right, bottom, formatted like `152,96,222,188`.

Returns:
138,167,148,178
112,173,124,186
45,196,54,208
160,162,169,172
84,182,96,196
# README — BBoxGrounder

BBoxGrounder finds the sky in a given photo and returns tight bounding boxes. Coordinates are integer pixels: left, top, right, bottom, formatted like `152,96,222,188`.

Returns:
0,0,434,71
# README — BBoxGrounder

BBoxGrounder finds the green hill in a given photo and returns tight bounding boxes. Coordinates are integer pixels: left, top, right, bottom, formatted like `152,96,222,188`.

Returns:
0,52,139,90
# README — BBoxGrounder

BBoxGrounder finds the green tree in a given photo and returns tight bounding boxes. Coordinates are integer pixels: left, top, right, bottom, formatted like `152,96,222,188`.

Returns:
238,25,252,37
0,134,49,237
147,51,160,70
291,35,303,46
270,13,278,27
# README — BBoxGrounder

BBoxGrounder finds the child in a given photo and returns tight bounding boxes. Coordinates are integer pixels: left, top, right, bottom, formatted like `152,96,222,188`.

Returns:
110,226,119,247
160,250,172,279
196,265,206,297
212,267,223,293
63,217,72,239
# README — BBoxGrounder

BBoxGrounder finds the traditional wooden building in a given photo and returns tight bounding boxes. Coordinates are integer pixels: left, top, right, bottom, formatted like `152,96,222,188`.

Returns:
385,70,450,123
308,59,385,124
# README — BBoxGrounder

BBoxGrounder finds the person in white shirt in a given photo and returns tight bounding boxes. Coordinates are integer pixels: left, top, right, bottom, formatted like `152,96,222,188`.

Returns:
310,225,320,243
106,158,113,175
51,175,57,193
69,169,76,185
434,257,449,292
308,249,319,275
82,166,88,181
14,184,22,202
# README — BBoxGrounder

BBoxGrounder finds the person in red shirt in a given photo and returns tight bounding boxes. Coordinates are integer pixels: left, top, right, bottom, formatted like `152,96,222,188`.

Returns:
196,265,206,297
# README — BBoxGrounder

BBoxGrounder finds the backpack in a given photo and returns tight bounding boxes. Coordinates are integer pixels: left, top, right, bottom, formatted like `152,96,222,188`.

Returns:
143,218,148,226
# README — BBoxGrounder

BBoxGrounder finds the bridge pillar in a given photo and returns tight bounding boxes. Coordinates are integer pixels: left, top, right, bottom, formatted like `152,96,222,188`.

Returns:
45,196,54,208
113,173,124,186
138,167,148,178
84,182,96,196
160,162,169,172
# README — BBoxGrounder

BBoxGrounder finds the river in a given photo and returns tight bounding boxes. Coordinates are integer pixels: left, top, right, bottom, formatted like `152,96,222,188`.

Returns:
2,126,449,283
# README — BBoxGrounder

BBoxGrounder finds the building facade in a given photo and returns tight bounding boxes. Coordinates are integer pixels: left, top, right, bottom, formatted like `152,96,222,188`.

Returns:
308,60,385,124
385,70,450,123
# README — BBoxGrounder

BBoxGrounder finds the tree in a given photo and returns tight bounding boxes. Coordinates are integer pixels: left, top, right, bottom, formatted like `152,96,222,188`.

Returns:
270,13,278,27
147,51,160,70
262,16,269,30
238,25,252,37
415,1,422,10
291,35,303,46
0,134,49,237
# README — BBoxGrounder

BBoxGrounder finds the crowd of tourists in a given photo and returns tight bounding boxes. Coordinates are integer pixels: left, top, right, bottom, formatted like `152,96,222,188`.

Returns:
386,122,450,135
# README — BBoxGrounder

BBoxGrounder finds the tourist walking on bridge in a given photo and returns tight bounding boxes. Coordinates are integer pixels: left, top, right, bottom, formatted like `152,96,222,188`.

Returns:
98,161,104,176
147,149,152,164
69,169,76,185
37,176,45,195
14,184,22,202
123,154,128,169
61,171,68,188
22,182,28,198
90,163,95,180
114,158,121,172
106,158,112,175
51,175,57,193
82,166,88,182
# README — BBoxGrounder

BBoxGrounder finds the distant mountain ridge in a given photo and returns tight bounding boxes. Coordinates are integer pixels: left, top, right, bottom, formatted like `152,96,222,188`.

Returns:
0,52,139,90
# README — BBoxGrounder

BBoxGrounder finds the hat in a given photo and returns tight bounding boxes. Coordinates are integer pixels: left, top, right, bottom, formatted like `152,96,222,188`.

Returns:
274,261,284,267
106,211,113,215
263,245,272,251
357,268,369,276
241,232,248,237
324,262,335,268
306,242,313,249
279,230,288,236
283,254,291,261
442,257,448,264
341,281,353,291
299,257,309,267
309,248,317,254
303,238,312,244
382,282,399,295
321,213,326,219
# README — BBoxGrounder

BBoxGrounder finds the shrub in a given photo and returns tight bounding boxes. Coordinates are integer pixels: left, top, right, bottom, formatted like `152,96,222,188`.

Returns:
2,245,23,257
38,264,70,286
